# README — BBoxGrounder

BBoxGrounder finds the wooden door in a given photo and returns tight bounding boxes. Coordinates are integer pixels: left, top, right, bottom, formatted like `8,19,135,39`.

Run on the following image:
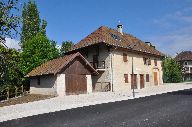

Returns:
131,74,137,89
140,74,145,89
65,74,87,95
154,72,158,86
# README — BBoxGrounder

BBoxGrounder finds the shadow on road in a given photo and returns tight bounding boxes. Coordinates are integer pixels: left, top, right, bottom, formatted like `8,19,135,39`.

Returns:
168,89,192,96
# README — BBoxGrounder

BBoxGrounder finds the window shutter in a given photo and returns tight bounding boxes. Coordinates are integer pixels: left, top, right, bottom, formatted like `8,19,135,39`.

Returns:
154,59,157,66
143,57,147,65
124,74,128,83
123,53,128,62
148,59,151,65
146,74,149,82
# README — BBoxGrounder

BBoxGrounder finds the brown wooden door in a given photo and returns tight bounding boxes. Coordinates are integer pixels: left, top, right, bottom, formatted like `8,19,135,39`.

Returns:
140,74,145,89
65,74,87,95
154,72,158,86
131,74,137,89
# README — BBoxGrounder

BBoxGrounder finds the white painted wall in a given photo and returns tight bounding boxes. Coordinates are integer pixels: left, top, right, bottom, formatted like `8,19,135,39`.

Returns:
30,75,57,95
86,75,92,93
56,74,66,96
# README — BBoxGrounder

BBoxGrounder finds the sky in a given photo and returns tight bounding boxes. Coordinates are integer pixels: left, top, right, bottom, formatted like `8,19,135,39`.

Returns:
6,0,192,56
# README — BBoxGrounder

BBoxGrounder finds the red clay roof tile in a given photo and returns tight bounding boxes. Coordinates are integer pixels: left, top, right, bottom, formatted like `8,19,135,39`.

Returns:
27,52,98,77
70,26,164,56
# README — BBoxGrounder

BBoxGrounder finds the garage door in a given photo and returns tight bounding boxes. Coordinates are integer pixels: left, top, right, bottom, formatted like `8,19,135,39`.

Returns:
65,74,87,95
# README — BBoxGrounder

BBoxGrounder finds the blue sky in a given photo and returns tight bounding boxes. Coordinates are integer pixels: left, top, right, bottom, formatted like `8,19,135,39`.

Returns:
7,0,192,56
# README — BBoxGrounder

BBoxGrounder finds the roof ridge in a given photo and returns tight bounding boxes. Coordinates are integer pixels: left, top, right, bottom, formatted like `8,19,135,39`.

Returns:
68,25,164,57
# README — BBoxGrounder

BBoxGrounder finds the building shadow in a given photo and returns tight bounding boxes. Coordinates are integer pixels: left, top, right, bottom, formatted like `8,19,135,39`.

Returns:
168,89,192,96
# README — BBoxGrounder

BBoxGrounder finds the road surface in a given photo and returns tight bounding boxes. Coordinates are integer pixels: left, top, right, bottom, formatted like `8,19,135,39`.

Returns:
1,89,192,127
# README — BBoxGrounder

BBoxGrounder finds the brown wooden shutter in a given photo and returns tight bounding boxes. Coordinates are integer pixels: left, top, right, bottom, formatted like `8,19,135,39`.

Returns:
154,59,157,66
123,53,128,62
146,74,149,82
148,59,151,65
143,57,147,65
124,74,128,83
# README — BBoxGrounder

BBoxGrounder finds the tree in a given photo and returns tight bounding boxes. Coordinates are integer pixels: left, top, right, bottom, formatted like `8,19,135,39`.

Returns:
0,0,20,40
20,33,59,74
60,41,74,56
20,1,41,48
0,0,22,88
0,45,23,87
162,57,183,83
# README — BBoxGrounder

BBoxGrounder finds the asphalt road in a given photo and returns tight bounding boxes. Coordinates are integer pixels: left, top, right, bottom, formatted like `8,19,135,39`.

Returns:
1,89,192,127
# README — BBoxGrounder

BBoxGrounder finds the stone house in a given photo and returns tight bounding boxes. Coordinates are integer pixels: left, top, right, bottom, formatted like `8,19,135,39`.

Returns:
27,52,98,96
66,25,164,92
27,24,164,96
175,51,192,81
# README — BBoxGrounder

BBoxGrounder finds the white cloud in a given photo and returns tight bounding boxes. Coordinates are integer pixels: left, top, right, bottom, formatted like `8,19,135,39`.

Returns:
5,38,21,50
149,7,192,57
150,32,192,57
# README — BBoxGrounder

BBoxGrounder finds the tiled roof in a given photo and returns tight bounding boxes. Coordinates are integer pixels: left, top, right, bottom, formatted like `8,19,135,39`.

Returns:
175,51,192,61
27,52,98,77
70,26,164,57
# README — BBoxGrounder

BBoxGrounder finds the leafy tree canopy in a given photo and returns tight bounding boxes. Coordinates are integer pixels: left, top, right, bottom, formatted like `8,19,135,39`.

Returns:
0,0,20,40
20,33,59,74
20,0,42,48
0,45,23,87
60,41,74,56
162,57,183,83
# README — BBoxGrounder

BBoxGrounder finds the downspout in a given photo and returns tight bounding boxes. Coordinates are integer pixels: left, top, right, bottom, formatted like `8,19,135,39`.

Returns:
110,49,114,92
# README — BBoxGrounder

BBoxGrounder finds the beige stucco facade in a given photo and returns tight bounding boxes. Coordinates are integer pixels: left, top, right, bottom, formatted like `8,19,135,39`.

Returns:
80,44,163,92
111,49,163,92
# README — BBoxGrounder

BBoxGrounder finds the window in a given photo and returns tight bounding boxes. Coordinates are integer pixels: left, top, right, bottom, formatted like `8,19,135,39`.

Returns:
110,33,121,40
154,59,157,66
123,53,128,62
124,74,128,83
146,74,149,82
37,77,40,85
143,57,147,65
148,59,151,65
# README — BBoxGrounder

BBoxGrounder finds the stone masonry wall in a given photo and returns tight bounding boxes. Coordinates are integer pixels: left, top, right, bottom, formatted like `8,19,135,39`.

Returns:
112,49,163,92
